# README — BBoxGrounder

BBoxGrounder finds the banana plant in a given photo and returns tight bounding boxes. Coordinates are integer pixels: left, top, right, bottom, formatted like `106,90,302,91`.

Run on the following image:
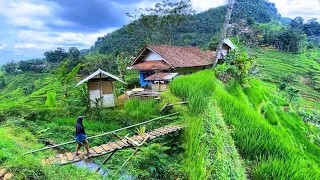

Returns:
58,58,83,99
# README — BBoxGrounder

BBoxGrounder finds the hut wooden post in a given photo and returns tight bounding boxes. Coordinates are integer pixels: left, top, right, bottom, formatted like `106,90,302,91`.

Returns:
99,72,103,107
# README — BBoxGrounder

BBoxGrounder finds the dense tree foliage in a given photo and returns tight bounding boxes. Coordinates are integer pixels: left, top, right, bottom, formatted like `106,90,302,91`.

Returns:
304,18,320,36
278,28,306,53
0,76,5,89
17,59,46,73
232,0,279,23
127,0,195,45
44,47,68,63
92,0,281,56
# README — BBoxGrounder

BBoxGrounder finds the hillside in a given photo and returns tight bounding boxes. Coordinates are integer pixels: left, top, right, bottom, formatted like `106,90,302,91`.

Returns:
0,0,320,179
256,49,320,110
170,70,320,179
91,0,279,55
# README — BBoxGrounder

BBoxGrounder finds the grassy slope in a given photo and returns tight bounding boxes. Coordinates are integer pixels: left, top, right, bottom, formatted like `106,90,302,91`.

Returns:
0,72,82,108
0,122,102,179
255,49,320,110
170,70,320,179
170,71,247,179
0,73,60,108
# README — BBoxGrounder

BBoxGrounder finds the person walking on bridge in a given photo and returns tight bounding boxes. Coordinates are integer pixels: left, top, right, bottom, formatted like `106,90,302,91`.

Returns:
75,116,90,156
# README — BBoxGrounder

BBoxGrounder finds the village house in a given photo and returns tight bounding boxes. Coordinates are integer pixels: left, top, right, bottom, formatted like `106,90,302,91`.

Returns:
75,69,126,108
128,39,235,91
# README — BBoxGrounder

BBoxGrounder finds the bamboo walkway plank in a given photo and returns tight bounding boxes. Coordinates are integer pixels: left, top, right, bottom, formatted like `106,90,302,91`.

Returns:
42,124,183,165
0,169,13,180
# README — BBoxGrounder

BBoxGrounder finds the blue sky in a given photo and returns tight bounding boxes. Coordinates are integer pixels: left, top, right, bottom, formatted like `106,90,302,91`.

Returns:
0,0,319,64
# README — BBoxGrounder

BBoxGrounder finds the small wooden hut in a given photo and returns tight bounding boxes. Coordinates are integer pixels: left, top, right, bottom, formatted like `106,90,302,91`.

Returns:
75,69,126,108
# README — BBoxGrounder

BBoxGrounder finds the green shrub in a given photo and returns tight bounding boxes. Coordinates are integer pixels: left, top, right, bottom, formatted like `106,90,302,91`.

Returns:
243,80,265,110
8,156,46,180
253,158,320,180
170,71,246,179
128,143,181,179
159,90,186,113
170,70,215,115
55,117,120,133
44,165,102,179
184,115,207,180
124,98,158,120
264,104,280,125
45,91,57,107
214,86,293,160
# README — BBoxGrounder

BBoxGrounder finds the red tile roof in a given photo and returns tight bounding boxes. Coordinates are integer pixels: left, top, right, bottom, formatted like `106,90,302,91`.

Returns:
131,60,171,70
131,45,216,68
145,73,171,81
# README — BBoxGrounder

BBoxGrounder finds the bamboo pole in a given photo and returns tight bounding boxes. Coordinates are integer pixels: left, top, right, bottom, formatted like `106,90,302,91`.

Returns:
95,150,118,173
23,112,180,155
112,136,149,177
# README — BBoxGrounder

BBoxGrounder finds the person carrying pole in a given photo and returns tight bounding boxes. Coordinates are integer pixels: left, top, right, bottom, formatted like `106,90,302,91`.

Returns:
75,116,90,156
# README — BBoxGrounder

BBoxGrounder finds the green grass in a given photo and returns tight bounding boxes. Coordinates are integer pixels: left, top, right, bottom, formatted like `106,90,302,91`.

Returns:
256,49,320,110
124,98,159,120
170,70,246,179
253,158,320,180
264,104,280,125
0,125,102,179
169,70,320,179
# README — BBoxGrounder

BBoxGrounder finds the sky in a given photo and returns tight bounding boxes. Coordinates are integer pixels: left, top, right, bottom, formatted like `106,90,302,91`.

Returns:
0,0,319,64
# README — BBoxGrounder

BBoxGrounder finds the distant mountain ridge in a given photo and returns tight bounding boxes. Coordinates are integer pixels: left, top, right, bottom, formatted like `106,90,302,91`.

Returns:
91,0,280,55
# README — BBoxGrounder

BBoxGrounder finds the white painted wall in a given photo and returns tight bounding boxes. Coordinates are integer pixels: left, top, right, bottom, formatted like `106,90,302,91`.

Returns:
102,94,115,107
143,51,165,61
89,90,115,107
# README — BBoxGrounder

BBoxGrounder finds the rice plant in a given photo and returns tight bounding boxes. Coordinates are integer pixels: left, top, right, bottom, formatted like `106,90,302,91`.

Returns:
124,98,158,120
169,69,320,179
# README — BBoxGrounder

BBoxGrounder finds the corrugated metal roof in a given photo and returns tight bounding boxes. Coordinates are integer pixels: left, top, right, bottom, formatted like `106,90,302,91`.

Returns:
75,69,126,87
163,73,178,80
223,38,237,49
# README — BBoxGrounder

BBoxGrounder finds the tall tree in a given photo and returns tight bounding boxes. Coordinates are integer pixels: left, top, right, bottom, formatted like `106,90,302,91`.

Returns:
44,48,68,63
68,47,80,60
116,54,131,81
3,61,17,74
303,18,320,36
290,16,304,30
213,0,235,67
127,0,195,45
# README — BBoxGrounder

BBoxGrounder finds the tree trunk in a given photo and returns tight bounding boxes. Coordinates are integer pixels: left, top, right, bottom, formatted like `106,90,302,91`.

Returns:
212,0,235,67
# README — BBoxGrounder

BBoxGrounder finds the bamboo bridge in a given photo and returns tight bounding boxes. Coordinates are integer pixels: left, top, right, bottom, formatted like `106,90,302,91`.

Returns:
24,112,185,168
42,124,183,165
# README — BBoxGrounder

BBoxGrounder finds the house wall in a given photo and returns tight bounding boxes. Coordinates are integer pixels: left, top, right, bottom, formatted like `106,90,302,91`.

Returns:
150,83,168,91
88,81,115,107
139,66,209,88
139,71,152,87
143,51,165,61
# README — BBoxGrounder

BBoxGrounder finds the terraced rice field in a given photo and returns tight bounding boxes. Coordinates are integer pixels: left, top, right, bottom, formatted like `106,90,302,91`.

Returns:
256,49,320,110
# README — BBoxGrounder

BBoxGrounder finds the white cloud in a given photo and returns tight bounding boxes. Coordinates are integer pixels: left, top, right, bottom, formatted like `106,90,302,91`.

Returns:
14,43,56,50
0,44,7,49
14,28,116,50
0,0,67,30
269,0,320,20
191,0,227,12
